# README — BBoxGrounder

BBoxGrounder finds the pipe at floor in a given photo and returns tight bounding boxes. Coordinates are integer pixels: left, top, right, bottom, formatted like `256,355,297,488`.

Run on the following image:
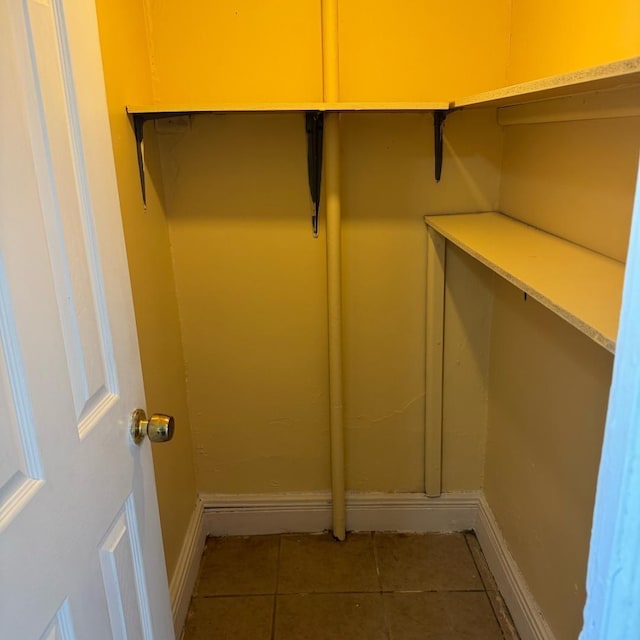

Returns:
321,0,345,540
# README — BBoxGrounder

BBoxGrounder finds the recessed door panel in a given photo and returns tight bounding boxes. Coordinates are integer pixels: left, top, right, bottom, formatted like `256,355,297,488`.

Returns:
0,259,43,530
40,600,76,640
23,0,118,437
99,495,153,640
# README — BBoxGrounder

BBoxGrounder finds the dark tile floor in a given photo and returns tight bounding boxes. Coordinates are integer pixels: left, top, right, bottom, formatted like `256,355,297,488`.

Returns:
183,531,520,639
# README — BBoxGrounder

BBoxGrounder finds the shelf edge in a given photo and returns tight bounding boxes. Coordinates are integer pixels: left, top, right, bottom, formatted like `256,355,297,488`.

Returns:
126,101,451,115
453,56,640,109
424,214,619,354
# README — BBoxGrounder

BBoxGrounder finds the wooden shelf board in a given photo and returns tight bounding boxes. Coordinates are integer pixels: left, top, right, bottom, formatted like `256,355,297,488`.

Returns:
424,212,625,353
454,56,640,109
126,103,326,115
324,101,450,112
126,101,449,116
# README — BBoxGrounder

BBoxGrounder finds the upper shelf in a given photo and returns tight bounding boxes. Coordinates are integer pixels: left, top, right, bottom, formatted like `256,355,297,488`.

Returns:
424,212,625,353
454,56,640,109
128,57,640,116
126,101,450,116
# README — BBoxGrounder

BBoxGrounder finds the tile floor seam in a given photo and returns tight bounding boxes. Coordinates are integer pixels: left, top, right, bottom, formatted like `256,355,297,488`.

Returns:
195,587,493,597
463,533,476,573
483,590,510,640
280,588,491,596
199,593,277,599
372,531,384,595
464,530,497,591
270,535,282,640
464,531,508,635
487,590,521,640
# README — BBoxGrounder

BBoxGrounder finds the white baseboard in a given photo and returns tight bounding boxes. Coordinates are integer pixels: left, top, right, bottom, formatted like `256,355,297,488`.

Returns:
201,491,480,536
202,492,332,536
474,495,555,640
169,498,206,639
199,490,554,640
347,491,479,532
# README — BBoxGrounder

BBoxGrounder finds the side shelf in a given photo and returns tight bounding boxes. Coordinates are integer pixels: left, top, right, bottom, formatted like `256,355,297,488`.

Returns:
454,56,640,109
424,212,625,353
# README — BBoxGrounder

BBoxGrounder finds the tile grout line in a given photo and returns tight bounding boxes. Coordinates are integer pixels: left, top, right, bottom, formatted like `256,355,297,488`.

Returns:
463,532,489,591
199,587,490,598
270,534,282,640
372,532,393,640
372,532,384,593
464,532,513,640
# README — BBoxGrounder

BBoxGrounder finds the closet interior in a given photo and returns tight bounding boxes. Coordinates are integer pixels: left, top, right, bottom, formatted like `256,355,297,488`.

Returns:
94,1,640,638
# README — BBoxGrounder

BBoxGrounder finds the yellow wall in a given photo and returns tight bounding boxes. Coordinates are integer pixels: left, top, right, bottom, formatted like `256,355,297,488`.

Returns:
508,0,640,84
485,280,612,640
95,0,198,583
484,94,640,639
156,109,502,495
158,114,331,492
141,0,509,104
143,0,323,103
499,110,640,262
338,0,510,101
339,111,500,491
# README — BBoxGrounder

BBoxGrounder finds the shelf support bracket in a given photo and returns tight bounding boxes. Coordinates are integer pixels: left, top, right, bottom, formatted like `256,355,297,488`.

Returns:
131,112,191,207
433,110,449,182
132,114,148,207
305,111,324,237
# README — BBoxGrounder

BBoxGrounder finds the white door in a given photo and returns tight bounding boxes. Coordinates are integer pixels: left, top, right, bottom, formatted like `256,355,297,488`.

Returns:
0,0,174,637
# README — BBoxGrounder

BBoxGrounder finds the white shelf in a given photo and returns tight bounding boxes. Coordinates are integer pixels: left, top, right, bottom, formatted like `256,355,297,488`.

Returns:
424,212,625,353
454,56,640,109
126,100,449,116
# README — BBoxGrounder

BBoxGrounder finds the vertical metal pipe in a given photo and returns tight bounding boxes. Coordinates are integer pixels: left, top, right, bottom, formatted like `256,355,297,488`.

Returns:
325,115,345,540
321,0,339,103
425,227,445,497
321,0,345,540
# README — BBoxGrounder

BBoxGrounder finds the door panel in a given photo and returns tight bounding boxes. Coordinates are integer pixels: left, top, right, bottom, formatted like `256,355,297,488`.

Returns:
41,600,75,640
99,496,153,640
0,264,44,528
0,0,173,637
24,0,119,435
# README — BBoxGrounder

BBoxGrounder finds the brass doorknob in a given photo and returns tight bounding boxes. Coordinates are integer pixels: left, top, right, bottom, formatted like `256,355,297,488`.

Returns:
130,409,175,445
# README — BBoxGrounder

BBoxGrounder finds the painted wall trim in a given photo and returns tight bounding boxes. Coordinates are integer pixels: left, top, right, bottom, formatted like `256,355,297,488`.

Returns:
202,492,333,536
202,490,484,530
346,491,478,532
201,491,480,535
170,498,206,639
475,495,555,640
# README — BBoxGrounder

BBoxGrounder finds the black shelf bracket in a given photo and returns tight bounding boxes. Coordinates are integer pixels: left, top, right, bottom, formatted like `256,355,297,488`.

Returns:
131,112,191,207
132,114,148,206
305,111,324,237
433,110,449,182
